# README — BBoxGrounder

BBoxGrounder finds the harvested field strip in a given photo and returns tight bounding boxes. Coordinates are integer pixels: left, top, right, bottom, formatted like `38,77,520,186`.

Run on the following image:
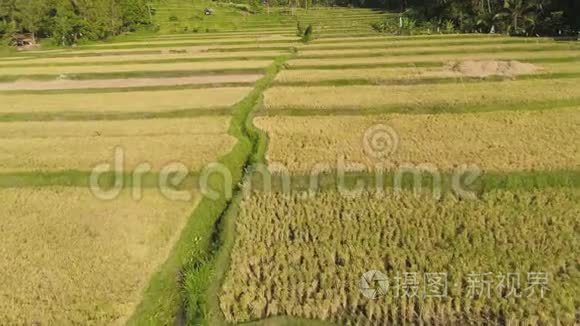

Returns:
288,50,580,68
0,133,236,172
221,189,579,324
264,78,580,112
255,108,580,172
0,51,286,67
297,42,580,59
0,75,262,92
0,60,272,77
0,87,251,114
0,188,197,325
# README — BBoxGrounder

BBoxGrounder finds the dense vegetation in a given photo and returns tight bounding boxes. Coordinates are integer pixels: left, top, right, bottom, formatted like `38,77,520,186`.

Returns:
0,0,152,45
373,0,580,36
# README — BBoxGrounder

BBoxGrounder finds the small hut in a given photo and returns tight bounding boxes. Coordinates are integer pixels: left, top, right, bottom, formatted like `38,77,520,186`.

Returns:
11,33,37,48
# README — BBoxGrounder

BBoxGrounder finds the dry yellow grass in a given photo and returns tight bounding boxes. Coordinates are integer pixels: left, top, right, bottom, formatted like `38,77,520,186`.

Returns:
254,108,580,172
288,50,580,67
0,87,251,114
0,60,271,76
264,78,580,110
0,117,236,172
0,187,197,325
0,51,285,66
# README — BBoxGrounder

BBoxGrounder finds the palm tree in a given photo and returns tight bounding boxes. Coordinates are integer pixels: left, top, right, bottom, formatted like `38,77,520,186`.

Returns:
494,0,543,34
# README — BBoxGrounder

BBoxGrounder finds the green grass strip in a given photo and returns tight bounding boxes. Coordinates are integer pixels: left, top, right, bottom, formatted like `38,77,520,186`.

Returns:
246,169,580,195
126,55,290,326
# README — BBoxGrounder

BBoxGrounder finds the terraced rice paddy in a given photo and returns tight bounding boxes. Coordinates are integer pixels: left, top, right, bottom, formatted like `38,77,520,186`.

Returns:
218,15,580,326
1,4,578,325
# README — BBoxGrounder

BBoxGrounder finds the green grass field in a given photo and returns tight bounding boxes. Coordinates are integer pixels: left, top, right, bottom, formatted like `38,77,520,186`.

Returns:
0,2,578,325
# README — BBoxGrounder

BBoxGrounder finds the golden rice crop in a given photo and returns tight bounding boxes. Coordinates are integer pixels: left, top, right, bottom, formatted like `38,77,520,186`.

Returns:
0,117,236,172
220,189,579,324
298,36,542,50
0,87,251,114
287,50,580,67
0,187,197,325
298,41,577,57
276,61,580,83
264,78,580,110
0,116,231,138
0,60,271,76
0,51,285,66
254,108,580,172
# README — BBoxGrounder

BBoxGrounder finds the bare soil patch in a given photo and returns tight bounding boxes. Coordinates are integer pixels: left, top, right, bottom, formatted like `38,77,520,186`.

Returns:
446,60,542,77
0,74,262,91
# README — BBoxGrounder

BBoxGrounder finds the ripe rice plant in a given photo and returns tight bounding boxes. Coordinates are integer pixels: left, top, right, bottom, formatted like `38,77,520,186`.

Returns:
264,78,580,111
0,117,236,172
0,87,252,114
0,187,197,325
0,60,272,77
255,108,580,172
220,189,579,324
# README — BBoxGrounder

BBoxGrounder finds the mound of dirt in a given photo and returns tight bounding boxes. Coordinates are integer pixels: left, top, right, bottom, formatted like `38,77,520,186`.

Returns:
446,60,542,78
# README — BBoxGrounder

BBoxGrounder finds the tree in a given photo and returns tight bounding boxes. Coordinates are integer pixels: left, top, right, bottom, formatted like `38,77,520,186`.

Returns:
494,0,542,34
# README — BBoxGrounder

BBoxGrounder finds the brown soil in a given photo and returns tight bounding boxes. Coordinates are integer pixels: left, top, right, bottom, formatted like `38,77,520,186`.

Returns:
0,74,263,91
446,60,542,77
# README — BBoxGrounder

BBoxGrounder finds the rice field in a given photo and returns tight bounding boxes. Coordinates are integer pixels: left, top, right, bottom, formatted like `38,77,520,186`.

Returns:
221,189,579,324
0,10,297,323
0,87,251,114
0,117,235,172
0,187,198,325
255,108,580,172
264,78,580,111
218,13,580,326
1,4,578,325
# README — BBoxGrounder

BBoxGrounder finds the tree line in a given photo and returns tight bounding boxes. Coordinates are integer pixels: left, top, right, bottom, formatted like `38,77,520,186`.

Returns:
0,0,152,45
